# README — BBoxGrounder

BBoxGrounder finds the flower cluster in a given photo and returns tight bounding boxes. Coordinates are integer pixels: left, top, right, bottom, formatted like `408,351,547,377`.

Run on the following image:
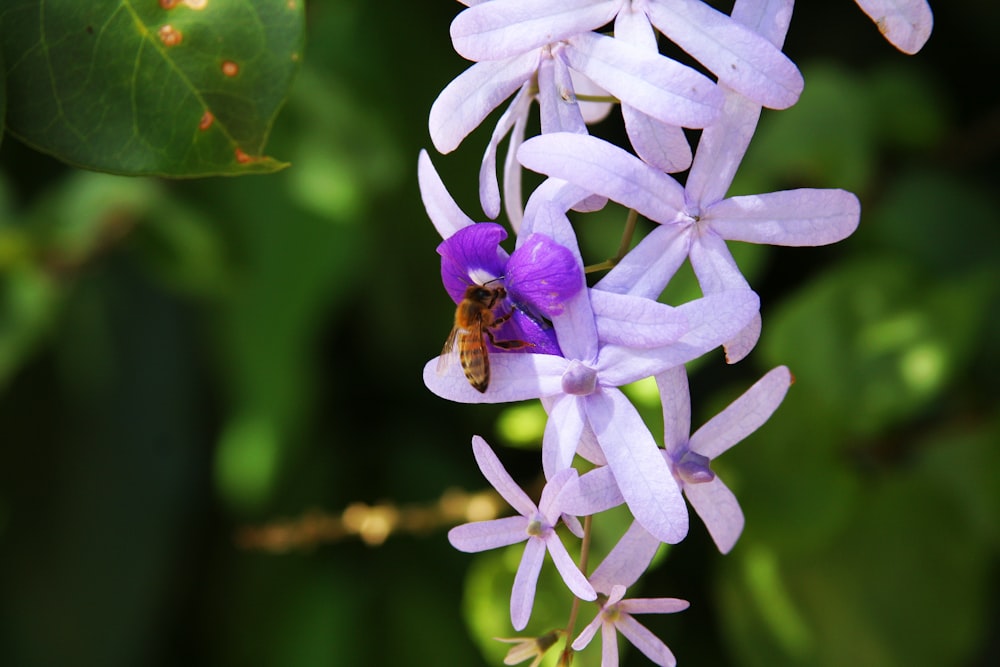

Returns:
421,1,932,665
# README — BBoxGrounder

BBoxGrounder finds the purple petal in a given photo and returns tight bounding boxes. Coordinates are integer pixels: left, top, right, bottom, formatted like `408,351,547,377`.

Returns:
585,390,688,543
646,0,803,109
685,90,763,207
557,465,624,517
542,393,586,479
684,476,745,554
589,521,661,594
423,353,567,404
511,537,547,630
471,435,537,517
615,615,678,667
690,366,791,459
520,178,598,238
731,0,795,47
655,366,691,458
538,467,578,523
429,53,539,154
480,85,533,220
595,224,691,299
503,101,531,232
518,133,686,223
623,105,693,173
571,68,614,124
854,0,933,54
419,150,474,239
448,516,529,552
437,223,510,303
706,189,861,246
723,313,761,365
687,231,750,295
563,32,722,128
590,290,689,348
506,233,585,317
545,533,597,600
451,0,620,61
571,610,603,651
601,622,621,667
618,597,690,615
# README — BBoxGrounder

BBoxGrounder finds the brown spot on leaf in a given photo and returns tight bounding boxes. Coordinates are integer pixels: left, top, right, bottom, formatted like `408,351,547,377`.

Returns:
221,60,240,77
159,0,178,8
234,148,258,164
199,110,214,131
158,24,182,47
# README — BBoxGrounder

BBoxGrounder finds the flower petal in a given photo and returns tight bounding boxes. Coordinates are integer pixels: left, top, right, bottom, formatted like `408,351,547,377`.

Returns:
618,597,690,615
563,32,722,128
685,90,763,207
419,150,475,239
705,189,861,246
615,614,678,667
429,53,539,154
537,52,587,135
557,464,624,517
646,0,803,109
854,0,933,54
690,365,791,459
543,393,586,479
472,435,538,517
518,133,686,223
595,223,691,299
448,516,529,552
684,476,745,554
655,366,691,458
423,353,567,403
545,533,597,600
571,610,603,651
586,390,688,544
507,233,585,318
591,290,689,348
731,0,795,47
623,105,693,174
588,521,661,594
511,538,547,630
480,85,533,220
437,223,510,302
451,0,619,61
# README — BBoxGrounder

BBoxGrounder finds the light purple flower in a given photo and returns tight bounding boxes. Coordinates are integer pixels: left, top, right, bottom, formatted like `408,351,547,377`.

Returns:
448,436,597,630
854,0,933,54
518,131,860,362
426,199,761,544
572,584,689,667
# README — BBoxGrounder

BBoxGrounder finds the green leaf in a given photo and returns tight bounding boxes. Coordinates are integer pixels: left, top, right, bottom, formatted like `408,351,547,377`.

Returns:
0,0,303,176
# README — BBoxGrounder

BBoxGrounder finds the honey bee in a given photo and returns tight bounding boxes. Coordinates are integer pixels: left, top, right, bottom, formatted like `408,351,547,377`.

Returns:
439,282,533,393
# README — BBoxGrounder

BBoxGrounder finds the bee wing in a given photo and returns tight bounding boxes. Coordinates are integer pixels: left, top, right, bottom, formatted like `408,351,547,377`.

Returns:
436,326,462,375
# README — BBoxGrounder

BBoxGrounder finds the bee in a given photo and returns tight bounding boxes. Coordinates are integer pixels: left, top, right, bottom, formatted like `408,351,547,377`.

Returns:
439,281,533,393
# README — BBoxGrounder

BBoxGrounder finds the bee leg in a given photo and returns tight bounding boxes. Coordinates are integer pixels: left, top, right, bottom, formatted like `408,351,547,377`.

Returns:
484,328,534,350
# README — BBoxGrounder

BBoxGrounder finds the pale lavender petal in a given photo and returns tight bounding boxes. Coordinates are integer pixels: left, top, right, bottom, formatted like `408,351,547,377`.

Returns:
419,150,475,239
503,101,531,233
480,85,533,220
684,476,745,554
545,533,597,600
854,0,933,54
623,106,693,174
685,90,762,207
571,610,603,651
518,133,687,224
585,390,688,543
731,0,794,48
429,53,539,154
506,233,585,317
590,290,688,348
615,615,678,667
722,313,761,365
537,52,587,135
601,623,620,667
557,465,624,516
589,521,661,595
538,467,578,523
655,366,691,458
452,0,619,61
646,0,803,109
571,68,614,124
595,224,691,299
448,516,529,552
520,178,598,239
690,366,791,459
543,393,586,479
596,290,760,386
618,597,690,615
422,353,568,404
564,32,722,128
472,435,537,517
577,418,607,465
564,514,585,538
687,231,750,295
511,538,547,630
614,3,658,49
706,189,861,246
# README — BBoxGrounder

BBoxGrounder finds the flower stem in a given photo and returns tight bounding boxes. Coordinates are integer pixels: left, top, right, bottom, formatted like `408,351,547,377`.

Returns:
558,514,593,665
585,208,639,274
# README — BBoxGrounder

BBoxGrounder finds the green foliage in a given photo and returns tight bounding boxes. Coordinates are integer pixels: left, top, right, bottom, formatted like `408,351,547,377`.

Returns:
0,0,303,175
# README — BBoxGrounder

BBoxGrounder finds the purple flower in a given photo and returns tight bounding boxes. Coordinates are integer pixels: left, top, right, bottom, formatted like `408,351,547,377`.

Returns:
854,0,933,54
448,436,597,630
558,365,793,554
518,131,860,362
572,584,689,667
426,199,761,544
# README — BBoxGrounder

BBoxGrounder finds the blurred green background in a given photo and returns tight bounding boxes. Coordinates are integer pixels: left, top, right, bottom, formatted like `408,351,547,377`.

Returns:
1,1,998,666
